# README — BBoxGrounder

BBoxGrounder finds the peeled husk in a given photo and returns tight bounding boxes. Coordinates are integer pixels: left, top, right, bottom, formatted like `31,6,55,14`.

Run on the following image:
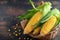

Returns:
20,19,60,40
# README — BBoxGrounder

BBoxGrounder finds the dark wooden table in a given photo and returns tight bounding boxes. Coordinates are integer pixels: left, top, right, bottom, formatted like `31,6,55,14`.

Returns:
0,0,60,40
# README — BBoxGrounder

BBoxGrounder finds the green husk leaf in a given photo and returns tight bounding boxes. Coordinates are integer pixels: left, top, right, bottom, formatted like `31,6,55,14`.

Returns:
54,9,60,21
40,8,59,23
29,0,38,10
17,10,38,20
17,1,52,20
41,2,52,16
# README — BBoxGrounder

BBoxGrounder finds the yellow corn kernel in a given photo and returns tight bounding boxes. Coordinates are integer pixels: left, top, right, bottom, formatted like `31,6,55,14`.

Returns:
33,27,40,35
24,12,42,34
40,16,57,36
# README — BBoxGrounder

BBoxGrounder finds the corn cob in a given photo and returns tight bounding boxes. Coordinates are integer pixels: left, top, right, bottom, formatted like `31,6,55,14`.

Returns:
33,27,41,35
23,12,42,34
40,15,57,36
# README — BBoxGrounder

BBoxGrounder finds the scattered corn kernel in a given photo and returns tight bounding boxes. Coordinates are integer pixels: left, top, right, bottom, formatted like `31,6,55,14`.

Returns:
19,29,21,32
16,24,18,27
9,34,11,36
27,38,29,40
15,31,17,32
8,29,10,32
24,38,26,40
30,39,32,40
19,37,21,40
19,33,21,35
14,28,17,29
13,32,15,34
15,34,18,36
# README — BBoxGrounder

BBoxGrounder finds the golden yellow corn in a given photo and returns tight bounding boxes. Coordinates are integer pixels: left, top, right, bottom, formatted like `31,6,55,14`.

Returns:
40,16,57,36
33,27,40,35
24,12,42,34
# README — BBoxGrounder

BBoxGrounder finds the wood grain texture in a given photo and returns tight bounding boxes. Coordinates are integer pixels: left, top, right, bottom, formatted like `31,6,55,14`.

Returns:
0,0,60,40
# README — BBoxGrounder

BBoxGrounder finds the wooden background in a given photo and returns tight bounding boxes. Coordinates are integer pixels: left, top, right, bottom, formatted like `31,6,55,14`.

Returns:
0,0,60,40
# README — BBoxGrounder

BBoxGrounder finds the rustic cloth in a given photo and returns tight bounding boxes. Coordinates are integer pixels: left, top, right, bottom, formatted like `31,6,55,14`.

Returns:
20,19,60,40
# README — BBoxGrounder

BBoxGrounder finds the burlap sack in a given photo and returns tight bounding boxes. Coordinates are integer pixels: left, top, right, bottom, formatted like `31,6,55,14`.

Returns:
20,19,60,40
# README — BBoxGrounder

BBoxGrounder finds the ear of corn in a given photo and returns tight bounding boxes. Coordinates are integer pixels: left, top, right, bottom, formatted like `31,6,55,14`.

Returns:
23,12,42,34
32,27,41,35
40,15,57,36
